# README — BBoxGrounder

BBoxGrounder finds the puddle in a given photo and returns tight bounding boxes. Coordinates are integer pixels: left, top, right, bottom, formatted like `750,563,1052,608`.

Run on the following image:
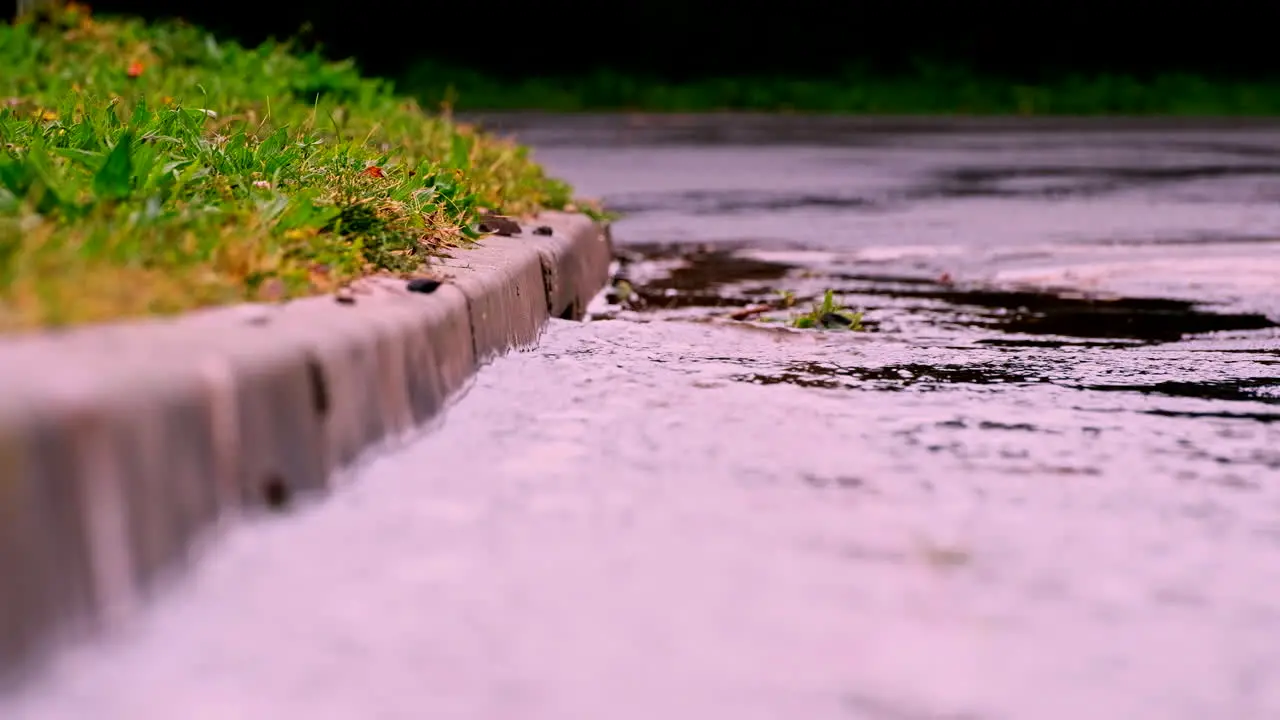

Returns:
591,243,1280,432
606,189,882,215
610,247,792,310
1079,378,1280,405
733,361,1037,392
858,285,1278,342
918,164,1280,201
1139,409,1280,424
1069,233,1280,248
974,338,1139,349
728,359,1279,412
601,243,1280,346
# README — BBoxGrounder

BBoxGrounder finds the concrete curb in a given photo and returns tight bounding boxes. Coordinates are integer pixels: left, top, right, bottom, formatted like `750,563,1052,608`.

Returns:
0,210,613,688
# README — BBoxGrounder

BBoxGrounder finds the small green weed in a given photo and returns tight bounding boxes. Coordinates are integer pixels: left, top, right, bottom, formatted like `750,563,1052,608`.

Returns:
791,290,863,331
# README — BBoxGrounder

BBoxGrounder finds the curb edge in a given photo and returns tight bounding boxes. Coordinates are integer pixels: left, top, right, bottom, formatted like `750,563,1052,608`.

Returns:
0,212,613,688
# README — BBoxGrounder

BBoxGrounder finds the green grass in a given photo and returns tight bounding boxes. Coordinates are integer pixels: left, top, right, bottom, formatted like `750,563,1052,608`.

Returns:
399,61,1280,116
790,290,863,331
717,289,864,330
0,5,587,331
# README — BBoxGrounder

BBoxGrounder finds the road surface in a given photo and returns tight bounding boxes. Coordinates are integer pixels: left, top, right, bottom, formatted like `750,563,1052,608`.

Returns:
5,116,1280,720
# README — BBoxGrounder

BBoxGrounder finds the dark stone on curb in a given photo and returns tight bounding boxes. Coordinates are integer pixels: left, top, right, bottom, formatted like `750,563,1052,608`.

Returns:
261,476,291,512
477,215,522,237
406,278,442,294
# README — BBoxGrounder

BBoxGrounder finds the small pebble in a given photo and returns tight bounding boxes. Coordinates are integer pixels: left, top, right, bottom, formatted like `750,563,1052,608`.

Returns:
334,288,356,305
406,278,442,294
533,225,554,236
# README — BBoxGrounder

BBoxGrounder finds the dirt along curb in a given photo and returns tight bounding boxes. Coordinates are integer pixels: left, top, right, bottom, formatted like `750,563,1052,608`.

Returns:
0,210,613,689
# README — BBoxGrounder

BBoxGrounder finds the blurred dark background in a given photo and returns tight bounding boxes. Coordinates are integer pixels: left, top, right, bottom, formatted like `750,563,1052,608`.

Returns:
29,0,1280,82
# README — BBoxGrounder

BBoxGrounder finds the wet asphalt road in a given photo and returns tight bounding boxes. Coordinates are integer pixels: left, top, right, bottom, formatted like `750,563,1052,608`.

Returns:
5,116,1280,719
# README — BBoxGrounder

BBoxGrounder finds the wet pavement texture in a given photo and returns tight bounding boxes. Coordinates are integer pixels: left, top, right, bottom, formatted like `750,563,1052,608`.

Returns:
6,116,1280,719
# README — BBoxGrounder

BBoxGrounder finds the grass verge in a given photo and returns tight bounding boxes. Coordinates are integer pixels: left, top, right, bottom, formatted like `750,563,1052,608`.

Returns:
0,5,586,332
400,61,1280,116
